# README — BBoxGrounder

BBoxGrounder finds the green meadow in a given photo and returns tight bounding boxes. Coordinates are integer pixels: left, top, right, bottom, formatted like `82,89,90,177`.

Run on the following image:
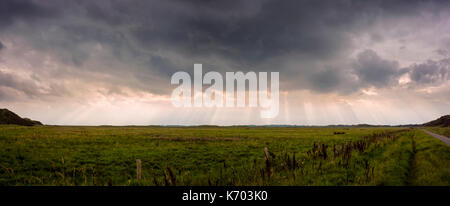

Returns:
0,125,448,186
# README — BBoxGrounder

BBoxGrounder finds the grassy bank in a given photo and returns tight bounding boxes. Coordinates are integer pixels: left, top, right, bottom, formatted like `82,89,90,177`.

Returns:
408,130,450,185
426,127,450,138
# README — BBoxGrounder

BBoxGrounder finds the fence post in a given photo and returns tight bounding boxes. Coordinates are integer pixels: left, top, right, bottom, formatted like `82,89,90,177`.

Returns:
136,159,142,181
264,147,269,161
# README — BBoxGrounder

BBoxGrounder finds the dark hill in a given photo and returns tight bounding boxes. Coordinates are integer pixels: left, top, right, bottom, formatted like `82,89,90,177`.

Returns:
423,115,450,127
0,109,43,126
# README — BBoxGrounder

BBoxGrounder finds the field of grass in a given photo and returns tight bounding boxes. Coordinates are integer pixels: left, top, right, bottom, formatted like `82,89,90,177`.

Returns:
426,127,450,138
0,125,448,186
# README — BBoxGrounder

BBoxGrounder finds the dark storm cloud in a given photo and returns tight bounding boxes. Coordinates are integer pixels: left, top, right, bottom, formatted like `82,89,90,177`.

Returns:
0,41,3,50
149,55,180,77
353,50,401,88
408,58,450,85
350,50,450,89
0,0,57,28
131,0,354,65
0,69,70,101
1,0,449,98
310,68,343,92
0,70,42,98
124,0,448,65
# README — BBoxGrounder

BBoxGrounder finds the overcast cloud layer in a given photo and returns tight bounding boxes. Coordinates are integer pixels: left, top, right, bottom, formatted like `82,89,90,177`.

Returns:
0,0,449,125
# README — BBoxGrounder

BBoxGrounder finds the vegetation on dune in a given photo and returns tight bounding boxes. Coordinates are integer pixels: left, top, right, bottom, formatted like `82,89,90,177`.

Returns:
0,126,448,186
0,109,42,126
423,115,450,127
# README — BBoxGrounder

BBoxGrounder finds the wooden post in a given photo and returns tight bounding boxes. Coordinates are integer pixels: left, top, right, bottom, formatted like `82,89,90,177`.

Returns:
264,147,269,161
264,147,272,178
136,159,142,181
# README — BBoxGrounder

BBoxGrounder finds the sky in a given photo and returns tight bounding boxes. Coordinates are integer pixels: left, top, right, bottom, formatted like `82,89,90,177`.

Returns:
0,0,449,125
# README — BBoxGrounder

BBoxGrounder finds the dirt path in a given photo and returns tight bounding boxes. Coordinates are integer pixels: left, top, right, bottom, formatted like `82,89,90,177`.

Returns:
420,129,450,146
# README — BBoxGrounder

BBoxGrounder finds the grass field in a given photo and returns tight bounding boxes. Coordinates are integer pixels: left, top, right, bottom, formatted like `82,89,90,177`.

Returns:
0,125,448,186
